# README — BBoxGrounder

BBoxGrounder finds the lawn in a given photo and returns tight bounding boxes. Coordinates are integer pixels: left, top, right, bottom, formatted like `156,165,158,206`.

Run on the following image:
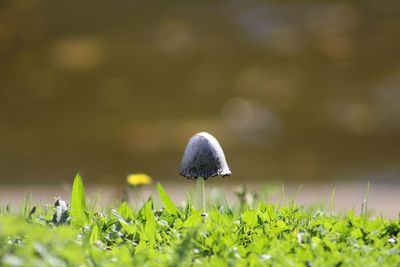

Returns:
0,174,399,267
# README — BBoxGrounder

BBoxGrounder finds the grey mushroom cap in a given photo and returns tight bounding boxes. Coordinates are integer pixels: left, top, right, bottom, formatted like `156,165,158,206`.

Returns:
179,132,231,180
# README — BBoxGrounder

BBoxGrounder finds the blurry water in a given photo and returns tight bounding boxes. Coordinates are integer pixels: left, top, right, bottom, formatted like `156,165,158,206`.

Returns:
0,1,399,185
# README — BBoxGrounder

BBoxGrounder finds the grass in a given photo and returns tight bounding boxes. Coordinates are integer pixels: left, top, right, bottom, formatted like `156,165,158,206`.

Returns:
0,175,399,267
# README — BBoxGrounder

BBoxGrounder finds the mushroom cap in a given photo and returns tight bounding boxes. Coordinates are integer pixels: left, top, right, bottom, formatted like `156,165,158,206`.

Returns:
179,132,231,180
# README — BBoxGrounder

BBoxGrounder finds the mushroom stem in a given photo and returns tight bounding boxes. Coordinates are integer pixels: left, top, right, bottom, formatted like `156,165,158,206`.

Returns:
201,177,206,214
200,177,207,222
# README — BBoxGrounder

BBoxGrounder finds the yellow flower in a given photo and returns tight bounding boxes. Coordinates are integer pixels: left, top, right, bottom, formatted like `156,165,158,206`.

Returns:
127,174,152,186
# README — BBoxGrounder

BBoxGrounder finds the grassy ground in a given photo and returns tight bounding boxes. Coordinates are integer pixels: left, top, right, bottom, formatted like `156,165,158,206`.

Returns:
0,175,399,267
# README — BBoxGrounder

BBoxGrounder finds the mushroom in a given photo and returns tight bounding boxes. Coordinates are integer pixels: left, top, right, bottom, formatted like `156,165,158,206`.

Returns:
179,132,231,218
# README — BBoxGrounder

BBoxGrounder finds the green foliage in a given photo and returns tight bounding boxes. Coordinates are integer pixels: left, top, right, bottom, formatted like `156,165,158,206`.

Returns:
0,180,400,266
143,197,156,245
157,182,179,215
70,173,88,226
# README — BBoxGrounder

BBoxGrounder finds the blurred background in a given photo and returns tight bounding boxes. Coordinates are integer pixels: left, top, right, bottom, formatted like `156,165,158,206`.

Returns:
1,0,400,214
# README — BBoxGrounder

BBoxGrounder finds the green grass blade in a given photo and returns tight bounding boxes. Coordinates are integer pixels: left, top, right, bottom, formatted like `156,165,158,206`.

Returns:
144,198,156,245
364,181,370,218
89,224,100,244
117,201,134,221
331,186,336,216
70,173,88,225
23,193,32,219
157,182,178,215
111,209,136,234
